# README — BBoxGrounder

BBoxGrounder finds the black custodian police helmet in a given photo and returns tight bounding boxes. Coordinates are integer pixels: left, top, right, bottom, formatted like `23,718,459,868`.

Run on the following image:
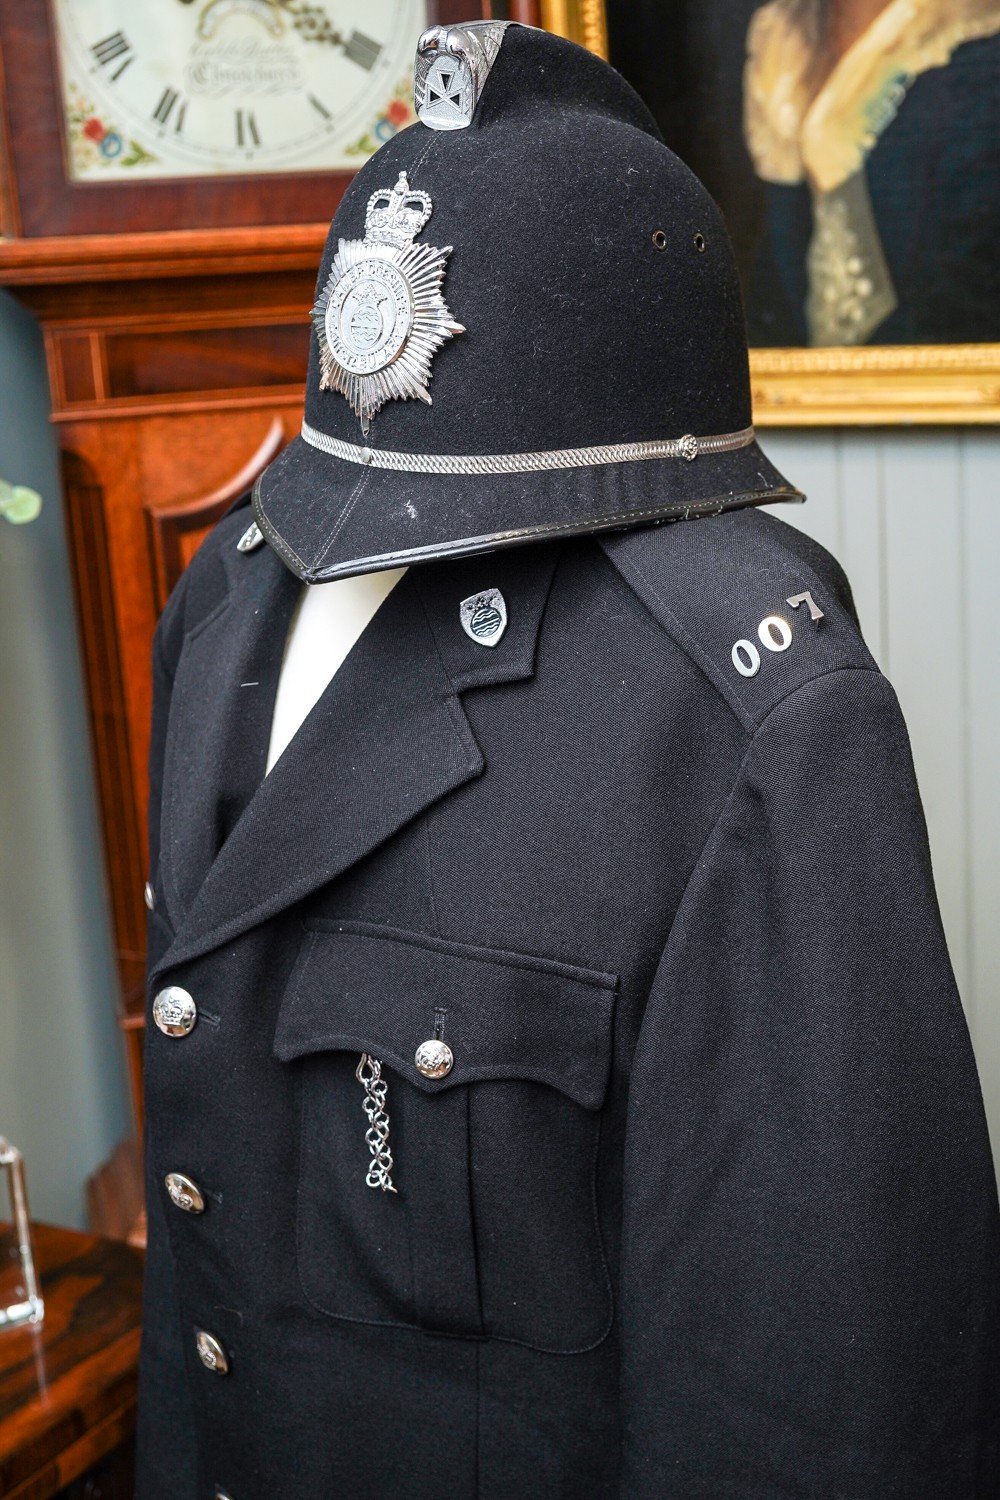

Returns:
253,22,802,581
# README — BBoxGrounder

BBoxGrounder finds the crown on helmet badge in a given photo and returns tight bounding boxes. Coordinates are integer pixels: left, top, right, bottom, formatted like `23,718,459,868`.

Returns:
364,175,432,247
311,171,464,434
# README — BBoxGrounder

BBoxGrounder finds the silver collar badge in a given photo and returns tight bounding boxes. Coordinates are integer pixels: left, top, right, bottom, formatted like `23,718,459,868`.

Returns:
414,22,511,131
311,172,464,434
236,520,265,553
460,589,508,647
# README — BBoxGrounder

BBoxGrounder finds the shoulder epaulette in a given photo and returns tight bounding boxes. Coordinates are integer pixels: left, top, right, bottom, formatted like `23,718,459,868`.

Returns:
599,507,878,732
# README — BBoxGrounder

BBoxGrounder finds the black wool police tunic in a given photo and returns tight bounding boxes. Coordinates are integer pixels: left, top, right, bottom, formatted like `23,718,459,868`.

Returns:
137,497,1000,1499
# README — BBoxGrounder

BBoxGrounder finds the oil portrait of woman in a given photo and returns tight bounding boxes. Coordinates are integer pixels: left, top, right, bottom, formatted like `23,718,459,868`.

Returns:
610,0,1000,349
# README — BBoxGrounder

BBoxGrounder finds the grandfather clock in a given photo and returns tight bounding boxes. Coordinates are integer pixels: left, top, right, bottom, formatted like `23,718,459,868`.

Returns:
1,2,560,1191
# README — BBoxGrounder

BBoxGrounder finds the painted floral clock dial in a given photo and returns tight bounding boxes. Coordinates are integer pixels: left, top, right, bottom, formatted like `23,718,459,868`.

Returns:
53,0,427,179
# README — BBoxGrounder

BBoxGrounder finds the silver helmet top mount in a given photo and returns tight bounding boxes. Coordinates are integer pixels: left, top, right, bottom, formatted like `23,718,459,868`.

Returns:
414,21,514,130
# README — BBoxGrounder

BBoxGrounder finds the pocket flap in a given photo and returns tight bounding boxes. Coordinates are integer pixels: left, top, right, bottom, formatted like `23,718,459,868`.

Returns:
274,919,618,1111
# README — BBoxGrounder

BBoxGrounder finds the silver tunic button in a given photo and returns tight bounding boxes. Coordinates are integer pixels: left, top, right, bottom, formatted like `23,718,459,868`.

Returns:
196,1329,229,1374
414,1038,454,1078
165,1171,206,1214
215,1492,234,1500
143,880,156,911
152,986,197,1037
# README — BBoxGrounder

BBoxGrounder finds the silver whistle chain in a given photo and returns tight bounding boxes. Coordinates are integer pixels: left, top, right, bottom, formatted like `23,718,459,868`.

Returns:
355,1053,397,1193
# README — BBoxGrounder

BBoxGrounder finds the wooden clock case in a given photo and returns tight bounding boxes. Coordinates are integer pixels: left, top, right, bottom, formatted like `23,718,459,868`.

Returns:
0,1,547,1179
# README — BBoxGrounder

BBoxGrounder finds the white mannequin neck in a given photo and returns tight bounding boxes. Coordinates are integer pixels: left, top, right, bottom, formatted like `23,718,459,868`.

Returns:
265,567,408,775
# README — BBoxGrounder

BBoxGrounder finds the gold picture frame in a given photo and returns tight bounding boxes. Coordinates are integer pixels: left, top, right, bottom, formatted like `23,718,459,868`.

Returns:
540,0,609,60
542,0,1000,427
749,345,1000,427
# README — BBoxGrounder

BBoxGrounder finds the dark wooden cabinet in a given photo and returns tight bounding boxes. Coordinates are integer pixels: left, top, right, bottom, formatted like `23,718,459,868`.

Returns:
0,1224,143,1500
58,1441,135,1500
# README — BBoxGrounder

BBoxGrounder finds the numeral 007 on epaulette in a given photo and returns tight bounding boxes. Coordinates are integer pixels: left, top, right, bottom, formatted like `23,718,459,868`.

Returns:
731,590,824,678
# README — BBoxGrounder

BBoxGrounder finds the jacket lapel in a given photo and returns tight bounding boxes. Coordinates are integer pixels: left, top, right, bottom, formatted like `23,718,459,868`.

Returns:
153,538,562,981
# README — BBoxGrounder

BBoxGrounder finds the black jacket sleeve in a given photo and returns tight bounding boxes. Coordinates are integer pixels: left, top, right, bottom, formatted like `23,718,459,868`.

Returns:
620,666,1000,1498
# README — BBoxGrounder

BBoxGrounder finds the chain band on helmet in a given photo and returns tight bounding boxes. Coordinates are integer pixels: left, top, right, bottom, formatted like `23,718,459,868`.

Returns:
300,420,756,475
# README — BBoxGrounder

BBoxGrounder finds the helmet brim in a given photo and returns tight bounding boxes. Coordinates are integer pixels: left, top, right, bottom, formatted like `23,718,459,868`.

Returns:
253,433,804,582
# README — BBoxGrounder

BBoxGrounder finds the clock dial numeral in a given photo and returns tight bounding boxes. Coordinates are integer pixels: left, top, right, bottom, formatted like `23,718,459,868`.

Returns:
91,30,134,82
344,31,383,71
152,87,184,129
235,109,261,149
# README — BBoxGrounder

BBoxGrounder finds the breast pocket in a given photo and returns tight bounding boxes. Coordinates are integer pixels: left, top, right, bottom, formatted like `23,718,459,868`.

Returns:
274,918,618,1353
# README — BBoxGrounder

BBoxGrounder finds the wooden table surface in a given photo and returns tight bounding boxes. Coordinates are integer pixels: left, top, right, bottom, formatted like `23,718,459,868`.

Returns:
0,1222,143,1500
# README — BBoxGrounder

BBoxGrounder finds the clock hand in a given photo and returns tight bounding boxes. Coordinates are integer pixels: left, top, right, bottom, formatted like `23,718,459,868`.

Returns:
277,2,383,69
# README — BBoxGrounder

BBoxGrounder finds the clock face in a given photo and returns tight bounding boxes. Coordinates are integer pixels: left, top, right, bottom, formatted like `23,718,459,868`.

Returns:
53,0,428,180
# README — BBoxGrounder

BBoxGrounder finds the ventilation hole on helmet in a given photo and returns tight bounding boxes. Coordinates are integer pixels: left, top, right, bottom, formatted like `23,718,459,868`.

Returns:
651,229,668,252
693,232,707,252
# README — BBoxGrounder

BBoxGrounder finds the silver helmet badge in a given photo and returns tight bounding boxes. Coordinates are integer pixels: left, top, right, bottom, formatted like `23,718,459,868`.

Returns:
311,172,465,434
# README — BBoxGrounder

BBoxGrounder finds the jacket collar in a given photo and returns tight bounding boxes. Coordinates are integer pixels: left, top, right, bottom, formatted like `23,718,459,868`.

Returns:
151,537,562,981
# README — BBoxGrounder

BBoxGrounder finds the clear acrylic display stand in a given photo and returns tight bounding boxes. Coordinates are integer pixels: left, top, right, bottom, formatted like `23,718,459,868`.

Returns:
0,1136,44,1329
